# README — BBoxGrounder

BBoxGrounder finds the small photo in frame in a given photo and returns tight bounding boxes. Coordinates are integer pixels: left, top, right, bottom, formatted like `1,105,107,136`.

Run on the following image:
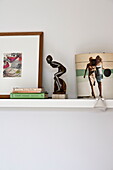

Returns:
0,32,43,98
3,53,22,77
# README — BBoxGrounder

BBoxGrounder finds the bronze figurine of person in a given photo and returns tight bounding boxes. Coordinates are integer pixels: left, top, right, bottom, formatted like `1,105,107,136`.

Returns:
46,55,66,94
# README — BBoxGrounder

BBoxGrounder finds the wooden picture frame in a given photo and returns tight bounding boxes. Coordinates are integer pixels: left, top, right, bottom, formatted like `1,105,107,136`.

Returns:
0,32,43,99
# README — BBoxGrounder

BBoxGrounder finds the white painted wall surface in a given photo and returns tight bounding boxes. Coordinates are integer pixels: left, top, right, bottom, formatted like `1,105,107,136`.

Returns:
0,0,113,170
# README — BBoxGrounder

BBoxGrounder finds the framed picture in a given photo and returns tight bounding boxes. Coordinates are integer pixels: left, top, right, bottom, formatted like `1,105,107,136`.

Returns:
0,32,43,98
75,53,113,99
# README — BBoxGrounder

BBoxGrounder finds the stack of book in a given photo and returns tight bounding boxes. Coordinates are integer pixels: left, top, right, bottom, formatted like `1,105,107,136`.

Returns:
10,88,48,99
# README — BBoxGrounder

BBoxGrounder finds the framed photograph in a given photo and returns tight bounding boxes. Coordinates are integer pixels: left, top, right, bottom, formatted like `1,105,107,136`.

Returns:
75,53,113,99
0,32,43,98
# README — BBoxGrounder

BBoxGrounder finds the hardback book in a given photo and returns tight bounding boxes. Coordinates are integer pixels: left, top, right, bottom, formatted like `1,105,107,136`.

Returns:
12,87,44,93
10,92,48,99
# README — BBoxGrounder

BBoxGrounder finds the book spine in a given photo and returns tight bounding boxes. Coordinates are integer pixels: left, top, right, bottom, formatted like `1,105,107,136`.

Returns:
10,93,47,99
12,91,43,93
13,88,43,91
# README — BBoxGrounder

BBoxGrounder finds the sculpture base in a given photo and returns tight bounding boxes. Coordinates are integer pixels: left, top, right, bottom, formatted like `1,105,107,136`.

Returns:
52,94,67,99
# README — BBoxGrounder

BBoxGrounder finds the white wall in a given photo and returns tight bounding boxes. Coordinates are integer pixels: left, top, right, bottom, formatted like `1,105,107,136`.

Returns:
0,108,113,170
0,0,113,170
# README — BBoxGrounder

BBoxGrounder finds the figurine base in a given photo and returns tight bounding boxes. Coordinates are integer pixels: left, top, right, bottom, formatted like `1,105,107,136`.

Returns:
52,94,67,99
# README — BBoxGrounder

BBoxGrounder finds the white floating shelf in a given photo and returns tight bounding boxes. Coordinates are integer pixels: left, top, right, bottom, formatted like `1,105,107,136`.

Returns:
0,99,112,108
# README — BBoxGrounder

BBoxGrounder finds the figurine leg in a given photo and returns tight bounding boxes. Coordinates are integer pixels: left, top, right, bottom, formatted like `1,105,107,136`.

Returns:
54,76,61,91
54,71,63,88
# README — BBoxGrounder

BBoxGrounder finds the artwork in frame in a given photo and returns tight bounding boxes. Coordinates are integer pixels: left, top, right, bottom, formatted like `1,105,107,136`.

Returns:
0,32,43,98
75,53,113,99
3,52,22,77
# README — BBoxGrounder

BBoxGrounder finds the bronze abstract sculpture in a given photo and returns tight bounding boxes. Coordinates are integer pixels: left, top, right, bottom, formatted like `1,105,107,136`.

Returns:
46,55,67,94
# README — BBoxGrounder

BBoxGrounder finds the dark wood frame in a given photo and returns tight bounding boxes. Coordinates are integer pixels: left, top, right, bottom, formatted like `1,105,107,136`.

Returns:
0,32,43,99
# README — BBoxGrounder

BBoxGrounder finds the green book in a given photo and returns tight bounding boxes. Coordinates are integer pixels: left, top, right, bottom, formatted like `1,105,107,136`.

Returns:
10,93,48,99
